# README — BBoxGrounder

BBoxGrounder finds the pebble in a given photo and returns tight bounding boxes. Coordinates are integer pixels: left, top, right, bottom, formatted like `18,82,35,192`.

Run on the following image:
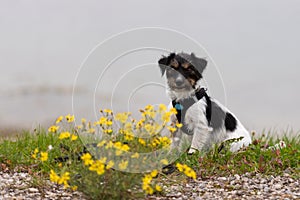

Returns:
28,188,39,193
273,184,282,190
217,177,227,181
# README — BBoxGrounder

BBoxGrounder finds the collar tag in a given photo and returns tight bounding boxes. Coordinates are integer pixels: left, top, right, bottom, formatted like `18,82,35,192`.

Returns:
175,103,183,110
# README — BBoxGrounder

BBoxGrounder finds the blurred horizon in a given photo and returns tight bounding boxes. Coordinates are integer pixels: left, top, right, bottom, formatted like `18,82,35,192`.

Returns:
1,0,300,134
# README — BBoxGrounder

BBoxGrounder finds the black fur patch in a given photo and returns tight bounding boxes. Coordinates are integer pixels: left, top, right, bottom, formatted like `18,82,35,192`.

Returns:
224,112,237,132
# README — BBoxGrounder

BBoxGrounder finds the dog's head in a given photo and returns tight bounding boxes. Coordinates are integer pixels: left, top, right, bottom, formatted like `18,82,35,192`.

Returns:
158,52,207,92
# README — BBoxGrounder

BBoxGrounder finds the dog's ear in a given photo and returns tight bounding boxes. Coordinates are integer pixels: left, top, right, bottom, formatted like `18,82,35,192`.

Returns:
190,53,207,74
158,53,175,76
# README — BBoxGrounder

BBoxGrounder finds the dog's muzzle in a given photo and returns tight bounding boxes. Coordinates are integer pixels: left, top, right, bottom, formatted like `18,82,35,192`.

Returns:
175,76,184,87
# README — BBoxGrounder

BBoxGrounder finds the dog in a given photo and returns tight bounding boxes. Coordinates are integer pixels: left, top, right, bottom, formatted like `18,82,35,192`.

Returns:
158,52,252,153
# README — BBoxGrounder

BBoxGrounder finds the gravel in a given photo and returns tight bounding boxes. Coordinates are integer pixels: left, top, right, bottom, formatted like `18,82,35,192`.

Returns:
1,171,299,199
150,172,300,200
0,171,85,200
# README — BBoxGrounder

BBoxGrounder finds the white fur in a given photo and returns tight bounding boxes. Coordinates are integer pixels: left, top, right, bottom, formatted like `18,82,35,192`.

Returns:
166,84,252,153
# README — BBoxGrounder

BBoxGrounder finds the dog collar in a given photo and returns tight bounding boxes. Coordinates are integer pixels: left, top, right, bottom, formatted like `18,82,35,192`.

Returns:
172,87,211,135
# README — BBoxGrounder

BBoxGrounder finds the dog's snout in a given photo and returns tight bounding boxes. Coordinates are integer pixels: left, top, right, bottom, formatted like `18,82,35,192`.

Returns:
175,76,184,86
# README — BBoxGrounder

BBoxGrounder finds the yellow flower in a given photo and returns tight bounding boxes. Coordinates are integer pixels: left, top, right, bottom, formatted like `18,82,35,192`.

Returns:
170,108,177,114
144,185,154,195
89,160,105,175
71,134,78,141
185,167,197,180
81,118,86,124
161,112,171,122
115,112,128,123
103,109,113,115
106,160,114,169
142,174,154,195
34,148,39,154
114,142,130,156
142,174,152,185
145,104,154,111
114,142,122,148
65,114,75,123
167,126,177,133
71,185,78,191
103,129,113,134
105,141,114,149
114,142,123,149
31,148,39,159
160,136,172,147
176,163,197,180
149,136,172,147
81,153,93,166
48,125,59,133
155,184,162,192
58,172,70,188
136,121,143,129
176,123,183,128
131,152,139,158
59,131,71,140
31,154,37,159
158,104,167,113
114,142,122,149
106,120,113,126
40,151,48,162
49,170,60,183
176,163,184,172
124,130,134,141
160,159,169,165
150,169,158,177
98,117,108,125
55,116,63,124
121,144,130,151
97,140,107,147
118,160,128,170
143,110,156,118
138,138,146,146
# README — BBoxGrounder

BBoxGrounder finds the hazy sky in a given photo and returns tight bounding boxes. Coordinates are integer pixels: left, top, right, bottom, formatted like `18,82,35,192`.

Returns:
1,0,299,133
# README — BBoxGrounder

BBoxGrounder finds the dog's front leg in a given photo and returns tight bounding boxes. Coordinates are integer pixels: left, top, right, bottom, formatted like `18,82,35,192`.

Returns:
188,124,212,154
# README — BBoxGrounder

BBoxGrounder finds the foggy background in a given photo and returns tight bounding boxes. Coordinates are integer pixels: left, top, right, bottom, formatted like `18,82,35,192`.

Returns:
1,0,299,134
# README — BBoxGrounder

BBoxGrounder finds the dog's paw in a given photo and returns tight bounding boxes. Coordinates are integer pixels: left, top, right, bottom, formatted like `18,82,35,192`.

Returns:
188,148,196,154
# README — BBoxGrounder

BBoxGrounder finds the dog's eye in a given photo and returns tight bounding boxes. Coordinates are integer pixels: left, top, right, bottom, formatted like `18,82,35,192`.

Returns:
182,62,190,69
184,66,196,73
170,59,179,68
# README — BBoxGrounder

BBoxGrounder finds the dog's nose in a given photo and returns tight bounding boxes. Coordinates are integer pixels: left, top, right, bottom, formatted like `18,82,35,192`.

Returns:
175,77,184,87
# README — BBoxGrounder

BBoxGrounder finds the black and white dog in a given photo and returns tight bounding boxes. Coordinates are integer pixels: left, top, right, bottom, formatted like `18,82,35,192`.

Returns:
158,52,252,153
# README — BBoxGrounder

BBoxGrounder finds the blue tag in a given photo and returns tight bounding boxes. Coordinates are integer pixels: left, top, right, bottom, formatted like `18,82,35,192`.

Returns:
175,103,183,110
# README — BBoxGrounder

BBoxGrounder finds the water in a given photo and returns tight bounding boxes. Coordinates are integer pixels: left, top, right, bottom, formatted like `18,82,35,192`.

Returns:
1,1,300,134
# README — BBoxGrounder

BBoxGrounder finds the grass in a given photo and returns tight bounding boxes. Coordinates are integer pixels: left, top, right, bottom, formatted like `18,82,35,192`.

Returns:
0,108,299,199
